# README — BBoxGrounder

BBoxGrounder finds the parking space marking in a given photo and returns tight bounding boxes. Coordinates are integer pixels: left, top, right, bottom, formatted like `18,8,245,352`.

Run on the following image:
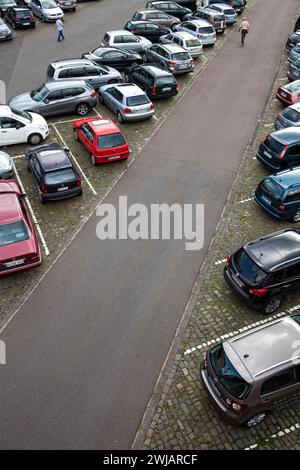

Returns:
184,305,300,355
278,77,288,81
237,197,253,204
244,422,300,450
214,258,226,265
51,123,97,196
12,162,50,256
264,123,274,127
52,118,80,125
93,108,102,118
13,154,25,160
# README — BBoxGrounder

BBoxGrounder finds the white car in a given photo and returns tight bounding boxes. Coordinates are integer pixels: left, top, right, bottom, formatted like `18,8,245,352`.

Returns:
101,30,151,53
160,31,203,58
175,19,216,46
0,105,49,147
30,0,64,22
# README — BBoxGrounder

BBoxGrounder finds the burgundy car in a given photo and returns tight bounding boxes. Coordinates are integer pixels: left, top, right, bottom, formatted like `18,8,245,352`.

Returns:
276,79,300,107
0,180,41,276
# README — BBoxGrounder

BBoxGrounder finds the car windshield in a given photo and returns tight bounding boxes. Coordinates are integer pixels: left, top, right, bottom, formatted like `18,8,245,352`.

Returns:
282,107,300,122
264,134,285,155
126,94,149,106
156,76,175,85
11,107,32,122
97,132,126,149
41,0,57,8
30,85,49,102
261,178,284,200
0,220,30,247
44,168,76,185
172,52,190,61
210,344,250,399
186,38,201,47
233,248,268,284
199,27,214,34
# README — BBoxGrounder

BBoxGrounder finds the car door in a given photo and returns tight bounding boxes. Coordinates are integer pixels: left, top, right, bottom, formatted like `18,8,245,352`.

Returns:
82,124,94,153
77,123,89,145
146,22,163,42
286,144,300,167
130,66,143,87
83,65,104,90
42,89,63,116
0,116,26,145
102,50,127,69
282,264,300,299
60,87,81,114
259,366,300,411
104,87,119,112
30,155,43,189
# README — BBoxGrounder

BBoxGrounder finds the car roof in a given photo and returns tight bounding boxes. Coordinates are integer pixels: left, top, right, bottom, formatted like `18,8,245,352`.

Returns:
45,80,87,90
0,105,13,117
106,30,134,36
187,18,212,26
136,9,163,14
160,43,187,52
50,58,93,69
172,31,198,39
34,144,71,172
198,7,222,15
11,6,29,10
142,64,172,76
0,182,22,224
210,3,235,10
86,118,120,135
114,83,145,97
224,315,300,383
270,166,300,190
245,228,300,272
271,127,300,145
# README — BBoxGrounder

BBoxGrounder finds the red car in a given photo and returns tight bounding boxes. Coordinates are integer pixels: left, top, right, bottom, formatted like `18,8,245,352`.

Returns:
276,80,300,106
0,180,41,276
73,117,130,165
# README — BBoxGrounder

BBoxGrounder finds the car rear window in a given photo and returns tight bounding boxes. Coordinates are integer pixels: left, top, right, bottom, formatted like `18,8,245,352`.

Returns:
282,107,300,122
233,248,268,284
264,134,286,155
126,94,149,106
224,8,235,15
156,76,176,85
47,65,55,79
44,168,76,185
103,33,110,43
199,26,214,34
185,38,201,47
292,314,300,325
132,12,142,20
210,344,251,399
287,81,300,93
14,9,31,17
261,178,284,201
0,220,29,247
171,52,190,61
97,132,126,149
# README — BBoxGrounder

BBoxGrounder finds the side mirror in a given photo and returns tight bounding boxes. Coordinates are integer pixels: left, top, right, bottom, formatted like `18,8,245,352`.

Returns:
44,98,50,104
20,192,27,199
64,146,70,152
15,123,21,130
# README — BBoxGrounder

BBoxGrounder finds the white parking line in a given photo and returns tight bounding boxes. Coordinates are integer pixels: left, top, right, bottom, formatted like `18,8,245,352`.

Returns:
93,108,102,118
51,123,97,196
214,258,226,265
12,154,25,160
184,305,300,355
278,77,287,81
12,162,50,256
237,197,253,204
244,422,300,450
52,110,102,125
264,123,274,127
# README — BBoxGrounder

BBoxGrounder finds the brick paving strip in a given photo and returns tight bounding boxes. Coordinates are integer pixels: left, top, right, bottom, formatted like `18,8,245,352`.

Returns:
132,0,300,451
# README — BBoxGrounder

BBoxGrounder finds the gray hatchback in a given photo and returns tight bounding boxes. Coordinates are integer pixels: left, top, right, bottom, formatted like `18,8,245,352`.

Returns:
143,43,194,74
8,81,97,117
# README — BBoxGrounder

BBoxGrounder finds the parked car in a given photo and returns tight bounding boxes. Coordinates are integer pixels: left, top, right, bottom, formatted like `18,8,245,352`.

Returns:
286,31,300,51
131,9,180,29
288,44,300,64
142,43,194,74
82,47,143,71
256,128,300,172
0,150,13,179
124,20,171,42
46,59,122,91
73,117,130,165
0,0,16,16
288,58,300,82
0,180,41,276
99,83,154,123
208,0,244,15
255,167,300,222
160,31,203,57
174,0,197,9
175,19,216,46
186,7,226,34
25,143,82,203
101,30,151,53
29,0,63,22
125,64,178,99
0,105,49,146
0,16,12,39
4,6,35,28
224,228,300,314
145,1,192,21
55,0,76,12
207,2,237,25
276,79,300,107
9,81,97,117
274,103,300,130
201,314,300,427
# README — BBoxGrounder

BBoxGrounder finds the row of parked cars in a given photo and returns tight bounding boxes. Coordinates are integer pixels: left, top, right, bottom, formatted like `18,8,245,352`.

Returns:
200,15,300,430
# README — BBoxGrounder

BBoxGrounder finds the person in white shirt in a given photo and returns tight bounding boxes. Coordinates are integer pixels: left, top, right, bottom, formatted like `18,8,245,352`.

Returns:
55,18,65,42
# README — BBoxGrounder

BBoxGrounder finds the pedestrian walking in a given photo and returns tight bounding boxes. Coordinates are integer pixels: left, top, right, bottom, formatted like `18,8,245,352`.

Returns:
55,18,65,42
239,17,250,46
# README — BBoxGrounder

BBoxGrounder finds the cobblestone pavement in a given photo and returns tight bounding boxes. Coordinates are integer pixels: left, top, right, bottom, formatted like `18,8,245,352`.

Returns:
133,6,300,451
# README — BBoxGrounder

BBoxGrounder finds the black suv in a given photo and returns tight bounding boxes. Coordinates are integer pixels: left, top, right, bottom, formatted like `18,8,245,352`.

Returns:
224,229,300,314
188,7,226,33
124,20,170,42
4,6,35,28
145,1,192,20
125,64,178,99
256,128,300,172
25,143,82,203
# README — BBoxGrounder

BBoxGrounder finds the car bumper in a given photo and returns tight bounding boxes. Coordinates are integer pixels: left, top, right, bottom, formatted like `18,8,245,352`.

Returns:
59,4,76,10
0,33,12,41
225,18,237,25
275,90,293,106
223,265,262,310
0,168,13,179
13,21,35,27
254,194,290,220
42,186,82,201
201,38,216,46
45,14,64,21
0,258,42,276
256,151,281,171
123,109,154,121
149,89,178,100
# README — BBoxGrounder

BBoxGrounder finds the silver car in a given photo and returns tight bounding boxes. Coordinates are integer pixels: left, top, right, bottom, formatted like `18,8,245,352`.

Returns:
55,0,76,12
143,43,194,74
99,83,154,123
0,0,16,15
131,9,180,29
0,150,13,179
0,17,12,41
274,102,300,130
9,80,97,117
160,31,203,58
29,0,64,21
289,44,300,64
101,30,152,53
175,19,216,46
47,59,122,91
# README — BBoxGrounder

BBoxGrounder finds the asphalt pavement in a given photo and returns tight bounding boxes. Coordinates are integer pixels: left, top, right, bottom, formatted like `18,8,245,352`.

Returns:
0,0,299,450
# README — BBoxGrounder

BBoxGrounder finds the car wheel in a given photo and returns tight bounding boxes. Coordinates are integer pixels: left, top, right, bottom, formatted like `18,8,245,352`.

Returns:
41,15,46,22
39,192,46,204
262,297,283,315
171,23,177,31
291,210,300,222
117,111,124,123
99,93,104,104
12,22,16,30
26,161,31,172
76,103,90,116
244,412,267,428
124,73,129,82
28,133,43,145
72,7,76,11
91,153,96,166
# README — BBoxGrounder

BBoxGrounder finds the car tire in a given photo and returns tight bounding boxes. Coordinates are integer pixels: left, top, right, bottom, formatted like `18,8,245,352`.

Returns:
72,7,76,11
76,103,90,116
262,296,283,315
291,210,300,222
99,93,104,104
91,153,97,166
73,129,78,141
28,133,43,145
39,192,46,204
117,111,124,123
12,23,16,30
243,412,267,428
41,15,46,22
171,23,178,31
26,161,31,172
124,73,129,82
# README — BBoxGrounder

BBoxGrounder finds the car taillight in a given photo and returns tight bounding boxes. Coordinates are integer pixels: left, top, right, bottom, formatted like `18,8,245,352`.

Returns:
30,17,35,20
152,86,156,94
225,398,247,411
226,255,231,265
249,288,269,297
90,92,97,97
30,254,40,262
279,144,288,160
76,176,81,187
14,17,21,20
275,113,280,120
168,60,176,65
279,204,286,212
291,93,298,103
150,103,154,110
190,58,194,64
41,184,47,194
124,107,132,113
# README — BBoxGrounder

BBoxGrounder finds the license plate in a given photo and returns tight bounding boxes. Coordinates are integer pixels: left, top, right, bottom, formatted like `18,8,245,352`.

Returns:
232,272,244,288
133,107,148,113
281,91,287,97
65,2,71,4
108,155,120,160
57,186,69,192
162,87,171,91
264,150,272,159
178,64,187,69
261,195,271,205
4,258,25,268
23,22,30,25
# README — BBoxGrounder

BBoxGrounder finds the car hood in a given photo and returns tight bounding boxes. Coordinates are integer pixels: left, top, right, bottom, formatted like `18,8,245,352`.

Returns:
9,93,39,111
0,151,12,172
136,36,152,46
29,111,48,127
43,7,62,14
0,23,10,33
